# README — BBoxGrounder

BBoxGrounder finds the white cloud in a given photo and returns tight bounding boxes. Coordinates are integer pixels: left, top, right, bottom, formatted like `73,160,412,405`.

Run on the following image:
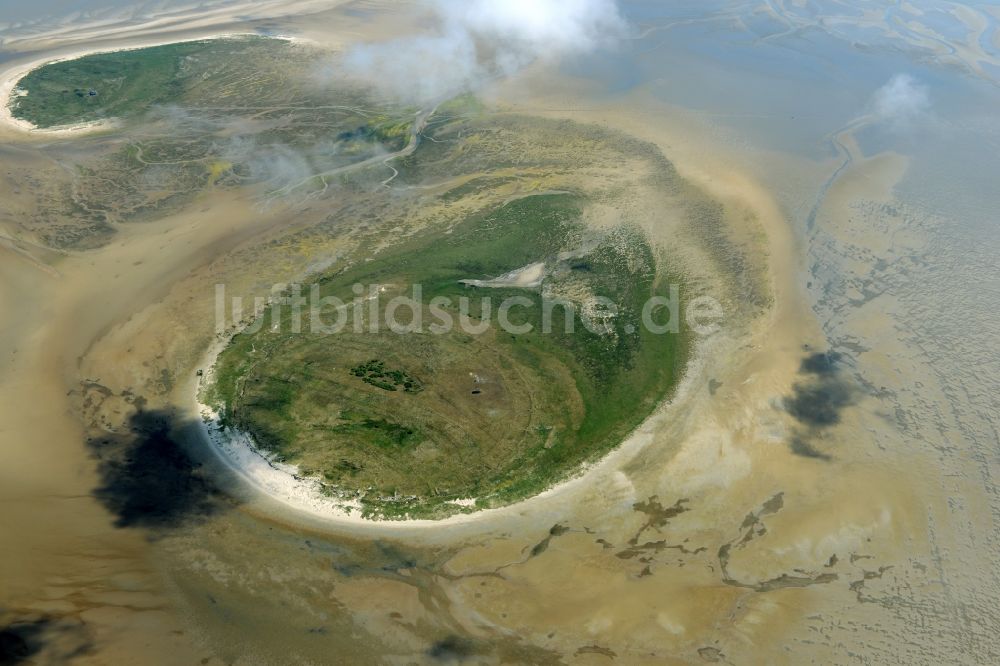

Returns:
341,0,627,102
871,73,930,127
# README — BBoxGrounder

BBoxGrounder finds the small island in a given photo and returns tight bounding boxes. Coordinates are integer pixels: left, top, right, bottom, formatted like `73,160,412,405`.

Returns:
6,38,728,522
205,192,690,519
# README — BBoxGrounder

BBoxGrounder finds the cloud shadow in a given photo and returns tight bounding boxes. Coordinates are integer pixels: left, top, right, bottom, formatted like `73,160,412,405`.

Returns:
782,351,858,460
87,408,233,529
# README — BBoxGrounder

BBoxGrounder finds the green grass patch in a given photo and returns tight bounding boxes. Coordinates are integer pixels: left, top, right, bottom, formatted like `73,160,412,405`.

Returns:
351,360,423,393
208,193,690,519
12,40,218,128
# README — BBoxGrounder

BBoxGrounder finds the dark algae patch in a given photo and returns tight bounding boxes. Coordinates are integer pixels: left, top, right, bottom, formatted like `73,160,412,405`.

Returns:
351,360,423,393
207,192,691,519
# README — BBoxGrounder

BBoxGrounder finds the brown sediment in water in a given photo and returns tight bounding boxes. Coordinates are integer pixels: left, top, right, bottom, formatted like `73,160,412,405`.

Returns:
1,2,968,664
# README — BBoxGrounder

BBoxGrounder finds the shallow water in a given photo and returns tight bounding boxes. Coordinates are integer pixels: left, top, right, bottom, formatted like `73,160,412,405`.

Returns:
3,0,1000,663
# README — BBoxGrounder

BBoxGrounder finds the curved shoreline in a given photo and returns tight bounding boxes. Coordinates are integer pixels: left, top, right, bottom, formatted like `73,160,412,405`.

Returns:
0,29,795,536
189,314,717,532
0,33,302,138
8,2,975,659
178,102,788,534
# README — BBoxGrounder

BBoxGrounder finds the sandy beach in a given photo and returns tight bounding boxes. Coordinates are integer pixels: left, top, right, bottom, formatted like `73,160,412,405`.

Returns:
0,32,302,137
188,308,721,534
0,5,842,658
4,1,1000,663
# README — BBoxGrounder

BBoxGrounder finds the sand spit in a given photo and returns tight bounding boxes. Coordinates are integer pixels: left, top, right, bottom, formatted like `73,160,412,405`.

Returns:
0,0,339,52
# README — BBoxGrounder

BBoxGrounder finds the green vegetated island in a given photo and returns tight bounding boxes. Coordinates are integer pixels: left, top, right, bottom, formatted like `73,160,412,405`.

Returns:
207,193,689,519
8,37,416,247
11,38,721,520
10,37,410,142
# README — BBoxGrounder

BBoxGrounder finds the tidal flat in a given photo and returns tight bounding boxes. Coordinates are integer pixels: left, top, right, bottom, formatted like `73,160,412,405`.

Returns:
3,1,1000,664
